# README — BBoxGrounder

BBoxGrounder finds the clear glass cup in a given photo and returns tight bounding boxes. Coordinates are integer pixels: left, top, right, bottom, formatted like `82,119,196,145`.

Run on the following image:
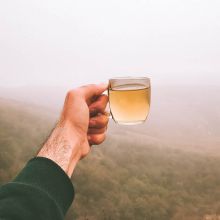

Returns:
108,77,151,125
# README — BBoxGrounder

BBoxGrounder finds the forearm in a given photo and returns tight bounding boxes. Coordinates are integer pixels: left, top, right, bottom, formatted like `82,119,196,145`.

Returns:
0,157,74,220
37,120,83,177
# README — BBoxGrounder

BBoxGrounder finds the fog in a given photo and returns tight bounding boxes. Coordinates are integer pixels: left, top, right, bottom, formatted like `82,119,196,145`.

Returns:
0,0,220,87
1,2,220,218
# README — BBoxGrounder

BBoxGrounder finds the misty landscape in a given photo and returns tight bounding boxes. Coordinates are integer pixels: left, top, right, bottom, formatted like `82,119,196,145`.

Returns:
0,85,220,220
1,0,220,218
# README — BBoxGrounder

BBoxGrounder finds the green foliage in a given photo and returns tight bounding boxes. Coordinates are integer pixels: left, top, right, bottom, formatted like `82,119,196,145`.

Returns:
0,98,54,181
1,98,220,220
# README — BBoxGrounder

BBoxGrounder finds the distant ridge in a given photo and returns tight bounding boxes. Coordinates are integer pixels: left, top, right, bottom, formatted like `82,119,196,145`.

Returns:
0,85,220,156
1,95,220,220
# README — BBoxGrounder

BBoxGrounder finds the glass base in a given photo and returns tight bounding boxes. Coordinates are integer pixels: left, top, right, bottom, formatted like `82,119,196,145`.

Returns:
115,120,145,125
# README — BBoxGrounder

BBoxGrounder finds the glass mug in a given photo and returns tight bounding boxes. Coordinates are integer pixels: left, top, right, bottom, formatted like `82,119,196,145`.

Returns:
108,77,151,125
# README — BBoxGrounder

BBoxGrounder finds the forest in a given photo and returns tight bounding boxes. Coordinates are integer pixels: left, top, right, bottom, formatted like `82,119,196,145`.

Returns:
0,91,220,220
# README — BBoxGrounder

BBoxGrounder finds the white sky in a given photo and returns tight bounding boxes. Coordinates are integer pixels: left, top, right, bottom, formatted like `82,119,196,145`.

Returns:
0,0,220,87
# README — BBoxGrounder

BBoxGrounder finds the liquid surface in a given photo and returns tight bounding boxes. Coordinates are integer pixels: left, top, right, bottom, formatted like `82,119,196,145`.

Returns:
109,84,151,124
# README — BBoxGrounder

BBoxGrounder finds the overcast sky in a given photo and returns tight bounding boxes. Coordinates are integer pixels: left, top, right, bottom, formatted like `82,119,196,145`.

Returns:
0,0,220,87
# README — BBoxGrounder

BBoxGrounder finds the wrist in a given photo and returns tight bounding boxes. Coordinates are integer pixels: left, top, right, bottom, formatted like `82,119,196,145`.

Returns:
37,120,83,177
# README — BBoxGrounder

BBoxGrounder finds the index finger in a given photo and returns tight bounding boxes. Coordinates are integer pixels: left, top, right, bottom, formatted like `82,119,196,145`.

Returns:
78,83,108,102
89,95,109,115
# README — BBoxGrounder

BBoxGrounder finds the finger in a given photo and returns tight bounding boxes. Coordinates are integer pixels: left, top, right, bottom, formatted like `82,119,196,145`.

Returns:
89,114,109,129
89,95,109,115
78,83,108,104
88,133,106,145
88,127,107,134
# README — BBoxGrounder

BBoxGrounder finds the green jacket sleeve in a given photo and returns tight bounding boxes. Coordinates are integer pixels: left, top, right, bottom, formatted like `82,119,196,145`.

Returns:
0,157,74,220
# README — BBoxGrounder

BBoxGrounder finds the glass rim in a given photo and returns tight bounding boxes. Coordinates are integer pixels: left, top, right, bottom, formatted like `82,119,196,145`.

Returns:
109,76,150,81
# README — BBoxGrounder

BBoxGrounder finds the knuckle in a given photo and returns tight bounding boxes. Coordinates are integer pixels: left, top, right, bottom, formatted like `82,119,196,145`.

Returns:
66,90,73,97
99,133,106,143
104,115,109,123
97,96,109,106
99,127,106,133
84,84,97,90
100,133,106,143
92,135,99,143
101,115,109,125
96,115,108,127
66,89,76,98
103,95,109,102
92,133,106,144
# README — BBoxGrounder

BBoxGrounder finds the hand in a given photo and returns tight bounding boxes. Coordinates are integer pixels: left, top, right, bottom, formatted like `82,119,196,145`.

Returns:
37,83,109,177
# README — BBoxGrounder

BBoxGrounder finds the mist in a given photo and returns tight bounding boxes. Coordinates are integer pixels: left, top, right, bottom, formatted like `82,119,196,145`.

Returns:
0,0,220,87
1,1,220,219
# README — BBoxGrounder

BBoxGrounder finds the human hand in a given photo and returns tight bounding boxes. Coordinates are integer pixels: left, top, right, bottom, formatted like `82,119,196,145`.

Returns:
61,83,109,154
37,83,109,177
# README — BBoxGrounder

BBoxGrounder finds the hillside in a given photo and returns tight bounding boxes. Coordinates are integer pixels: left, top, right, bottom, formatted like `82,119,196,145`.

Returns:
1,85,219,155
0,98,55,181
1,98,220,219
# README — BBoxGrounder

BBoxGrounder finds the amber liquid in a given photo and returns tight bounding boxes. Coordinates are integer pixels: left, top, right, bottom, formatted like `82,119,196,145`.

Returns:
109,84,151,125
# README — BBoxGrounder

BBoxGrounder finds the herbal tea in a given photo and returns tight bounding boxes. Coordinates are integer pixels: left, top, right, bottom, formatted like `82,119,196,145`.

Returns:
109,84,151,125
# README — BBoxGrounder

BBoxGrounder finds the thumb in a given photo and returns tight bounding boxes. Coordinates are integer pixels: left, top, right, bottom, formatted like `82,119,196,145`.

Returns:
79,83,108,101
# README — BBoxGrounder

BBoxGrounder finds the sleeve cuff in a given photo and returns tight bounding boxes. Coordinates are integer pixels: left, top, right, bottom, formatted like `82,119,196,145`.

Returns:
13,157,74,215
